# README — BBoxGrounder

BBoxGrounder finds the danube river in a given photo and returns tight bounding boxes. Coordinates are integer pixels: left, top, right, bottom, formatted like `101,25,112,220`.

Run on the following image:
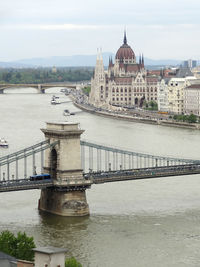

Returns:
1,88,200,266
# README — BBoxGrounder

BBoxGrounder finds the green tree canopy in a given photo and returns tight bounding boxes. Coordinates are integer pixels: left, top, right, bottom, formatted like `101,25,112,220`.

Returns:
65,257,82,267
187,113,197,123
0,230,35,261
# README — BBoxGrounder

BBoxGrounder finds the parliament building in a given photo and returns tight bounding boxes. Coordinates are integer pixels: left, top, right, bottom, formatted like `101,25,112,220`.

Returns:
89,32,158,108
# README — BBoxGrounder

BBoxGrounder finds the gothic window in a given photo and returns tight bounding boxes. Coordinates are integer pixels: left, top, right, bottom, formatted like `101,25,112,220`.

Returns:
117,98,119,101
125,97,127,101
116,87,119,92
121,88,123,92
125,88,127,92
121,97,123,100
129,97,131,100
112,88,115,92
101,86,103,92
129,88,131,92
112,98,115,101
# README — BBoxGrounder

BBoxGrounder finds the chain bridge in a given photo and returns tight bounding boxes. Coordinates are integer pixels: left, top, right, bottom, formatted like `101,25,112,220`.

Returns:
1,121,200,216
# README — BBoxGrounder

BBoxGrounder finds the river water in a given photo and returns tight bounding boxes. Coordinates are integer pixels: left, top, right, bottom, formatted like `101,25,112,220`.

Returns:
1,88,200,266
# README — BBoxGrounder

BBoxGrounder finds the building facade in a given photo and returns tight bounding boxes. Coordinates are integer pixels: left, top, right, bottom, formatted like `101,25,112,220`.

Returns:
158,79,169,112
167,77,197,114
184,84,200,116
183,59,197,68
89,32,158,109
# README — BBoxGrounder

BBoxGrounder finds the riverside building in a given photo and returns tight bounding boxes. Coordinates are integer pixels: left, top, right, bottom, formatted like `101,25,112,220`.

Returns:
184,84,200,116
167,77,197,114
89,32,158,109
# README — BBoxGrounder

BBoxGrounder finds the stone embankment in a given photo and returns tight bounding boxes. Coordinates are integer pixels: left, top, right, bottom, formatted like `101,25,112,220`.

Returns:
69,95,200,130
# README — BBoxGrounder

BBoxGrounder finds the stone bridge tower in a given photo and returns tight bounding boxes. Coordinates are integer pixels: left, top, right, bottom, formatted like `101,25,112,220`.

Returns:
39,121,91,216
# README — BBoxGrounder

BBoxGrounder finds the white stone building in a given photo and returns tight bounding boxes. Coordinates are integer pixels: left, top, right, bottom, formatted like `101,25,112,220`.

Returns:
89,32,158,109
184,84,200,116
167,77,197,114
158,79,169,112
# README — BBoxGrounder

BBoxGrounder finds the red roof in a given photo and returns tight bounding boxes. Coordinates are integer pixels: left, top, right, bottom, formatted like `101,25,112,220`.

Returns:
146,77,158,82
113,77,132,84
116,44,135,60
186,84,200,89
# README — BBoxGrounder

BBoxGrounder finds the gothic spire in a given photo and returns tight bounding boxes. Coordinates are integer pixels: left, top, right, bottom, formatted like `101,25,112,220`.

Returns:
123,30,127,45
111,56,113,64
139,54,141,65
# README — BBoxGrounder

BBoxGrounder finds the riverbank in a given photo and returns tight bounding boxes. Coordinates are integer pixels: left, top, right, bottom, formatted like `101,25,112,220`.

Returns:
70,95,200,130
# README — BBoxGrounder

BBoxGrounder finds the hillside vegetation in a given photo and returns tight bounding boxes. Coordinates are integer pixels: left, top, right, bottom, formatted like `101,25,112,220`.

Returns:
0,67,93,84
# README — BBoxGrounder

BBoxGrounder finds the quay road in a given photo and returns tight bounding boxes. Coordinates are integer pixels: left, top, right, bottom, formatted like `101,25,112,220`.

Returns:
69,88,200,130
85,164,200,184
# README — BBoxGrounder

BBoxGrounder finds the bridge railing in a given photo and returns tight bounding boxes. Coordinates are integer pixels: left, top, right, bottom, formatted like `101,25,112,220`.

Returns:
80,140,200,173
0,140,58,182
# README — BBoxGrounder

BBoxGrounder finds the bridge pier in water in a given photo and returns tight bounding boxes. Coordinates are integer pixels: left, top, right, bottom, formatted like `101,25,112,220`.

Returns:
39,121,91,216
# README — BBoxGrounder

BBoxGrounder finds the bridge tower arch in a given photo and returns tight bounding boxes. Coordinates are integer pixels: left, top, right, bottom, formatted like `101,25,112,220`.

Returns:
39,121,90,216
50,148,58,179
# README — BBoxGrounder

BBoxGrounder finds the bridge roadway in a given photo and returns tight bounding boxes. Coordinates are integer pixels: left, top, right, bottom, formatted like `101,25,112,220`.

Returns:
0,178,92,193
1,164,200,193
85,164,200,184
0,83,78,93
0,179,54,193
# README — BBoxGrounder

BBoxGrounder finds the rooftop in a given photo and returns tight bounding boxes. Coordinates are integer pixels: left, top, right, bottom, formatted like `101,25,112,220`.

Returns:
33,246,67,255
176,67,194,78
186,84,200,89
0,251,17,261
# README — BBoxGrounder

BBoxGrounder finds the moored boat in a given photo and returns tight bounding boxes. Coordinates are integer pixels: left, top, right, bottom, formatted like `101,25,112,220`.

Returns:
51,95,61,105
0,138,8,148
63,109,70,116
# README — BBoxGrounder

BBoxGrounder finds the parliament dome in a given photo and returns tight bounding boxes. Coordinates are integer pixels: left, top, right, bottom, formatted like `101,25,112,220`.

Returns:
115,32,135,60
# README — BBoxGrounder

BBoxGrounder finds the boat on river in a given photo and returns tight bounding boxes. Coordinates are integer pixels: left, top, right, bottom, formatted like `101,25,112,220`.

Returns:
51,95,61,105
0,138,8,148
63,109,75,116
63,109,70,116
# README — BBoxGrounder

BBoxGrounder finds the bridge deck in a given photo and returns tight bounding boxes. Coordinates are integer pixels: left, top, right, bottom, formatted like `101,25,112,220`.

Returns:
0,179,92,193
85,165,200,184
0,179,54,193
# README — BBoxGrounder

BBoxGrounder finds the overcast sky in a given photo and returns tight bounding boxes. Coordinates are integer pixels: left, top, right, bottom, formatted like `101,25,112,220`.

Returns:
1,0,200,61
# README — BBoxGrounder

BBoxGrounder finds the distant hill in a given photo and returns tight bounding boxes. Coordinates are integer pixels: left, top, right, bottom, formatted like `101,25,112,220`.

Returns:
0,61,30,68
0,53,184,68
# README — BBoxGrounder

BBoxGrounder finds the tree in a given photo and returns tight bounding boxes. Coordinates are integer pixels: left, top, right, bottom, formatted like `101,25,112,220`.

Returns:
0,230,16,256
187,113,197,123
65,257,82,267
15,232,35,261
0,230,35,261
